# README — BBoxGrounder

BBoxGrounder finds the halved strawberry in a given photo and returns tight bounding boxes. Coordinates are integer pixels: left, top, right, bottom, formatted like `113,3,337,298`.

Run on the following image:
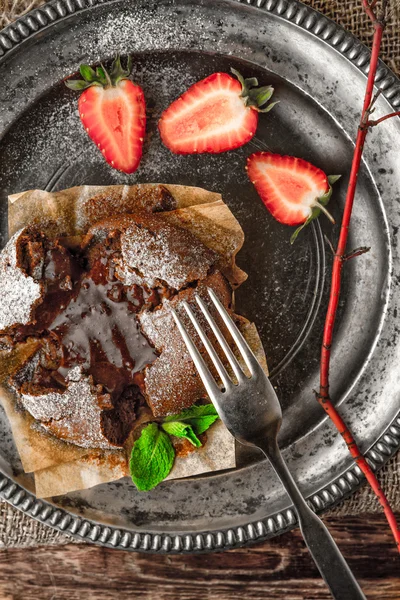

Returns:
246,152,340,243
65,56,146,174
158,69,277,154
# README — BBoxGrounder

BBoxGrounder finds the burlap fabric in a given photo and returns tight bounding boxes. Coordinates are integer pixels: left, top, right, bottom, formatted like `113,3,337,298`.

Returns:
0,0,399,548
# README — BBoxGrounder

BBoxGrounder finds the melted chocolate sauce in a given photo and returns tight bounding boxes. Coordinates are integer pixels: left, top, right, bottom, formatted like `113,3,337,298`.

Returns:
51,279,156,375
47,253,158,399
14,231,162,444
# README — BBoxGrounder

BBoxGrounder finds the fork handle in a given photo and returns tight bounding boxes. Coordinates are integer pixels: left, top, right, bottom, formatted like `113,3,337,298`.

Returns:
258,439,366,600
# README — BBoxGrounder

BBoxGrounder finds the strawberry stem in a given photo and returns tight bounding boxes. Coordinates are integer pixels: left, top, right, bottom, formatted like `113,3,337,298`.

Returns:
231,68,276,113
313,201,335,224
65,56,133,91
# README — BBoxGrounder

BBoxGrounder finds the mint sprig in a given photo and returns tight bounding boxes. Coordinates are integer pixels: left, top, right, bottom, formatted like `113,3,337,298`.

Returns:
164,403,219,435
129,403,219,492
129,423,175,492
161,421,202,447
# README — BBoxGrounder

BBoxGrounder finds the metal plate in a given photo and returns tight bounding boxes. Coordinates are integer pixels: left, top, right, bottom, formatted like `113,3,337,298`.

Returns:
0,0,399,553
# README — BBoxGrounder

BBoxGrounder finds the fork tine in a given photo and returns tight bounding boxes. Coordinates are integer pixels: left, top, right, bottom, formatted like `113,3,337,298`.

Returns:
170,308,222,402
182,301,232,390
207,287,260,375
195,294,245,382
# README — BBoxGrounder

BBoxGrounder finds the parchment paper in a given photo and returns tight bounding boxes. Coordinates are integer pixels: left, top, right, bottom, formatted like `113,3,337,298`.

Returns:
1,184,267,498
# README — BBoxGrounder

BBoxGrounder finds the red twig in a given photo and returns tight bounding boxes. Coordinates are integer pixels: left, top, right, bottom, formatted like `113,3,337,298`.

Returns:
343,246,370,261
318,0,400,551
362,0,378,23
367,110,400,126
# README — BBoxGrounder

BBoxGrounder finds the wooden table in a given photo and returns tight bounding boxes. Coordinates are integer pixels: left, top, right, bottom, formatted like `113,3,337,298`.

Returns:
0,513,398,599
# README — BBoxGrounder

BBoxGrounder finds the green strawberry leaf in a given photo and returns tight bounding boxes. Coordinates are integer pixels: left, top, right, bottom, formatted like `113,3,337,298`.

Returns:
162,421,202,447
129,423,175,492
126,55,133,76
231,68,276,114
244,76,259,89
257,100,279,113
249,85,274,107
64,79,96,91
328,174,341,185
318,185,333,207
110,54,122,78
99,62,112,87
231,67,246,89
290,210,318,245
95,66,108,85
291,174,341,244
65,55,135,93
110,54,133,84
79,64,97,82
164,403,219,435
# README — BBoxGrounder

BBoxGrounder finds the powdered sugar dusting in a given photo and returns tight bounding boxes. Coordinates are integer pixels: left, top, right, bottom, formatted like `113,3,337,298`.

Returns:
120,219,214,289
139,302,173,351
20,366,114,449
139,271,232,416
0,229,42,331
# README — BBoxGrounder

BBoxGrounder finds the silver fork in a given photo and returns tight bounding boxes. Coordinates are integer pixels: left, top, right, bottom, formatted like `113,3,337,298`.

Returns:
171,288,366,600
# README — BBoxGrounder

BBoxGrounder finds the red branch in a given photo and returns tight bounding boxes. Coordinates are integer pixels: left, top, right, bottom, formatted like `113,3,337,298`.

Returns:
367,110,400,126
317,0,400,551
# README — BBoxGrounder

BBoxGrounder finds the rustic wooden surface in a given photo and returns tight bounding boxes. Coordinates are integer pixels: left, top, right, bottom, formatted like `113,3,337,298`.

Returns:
0,514,398,599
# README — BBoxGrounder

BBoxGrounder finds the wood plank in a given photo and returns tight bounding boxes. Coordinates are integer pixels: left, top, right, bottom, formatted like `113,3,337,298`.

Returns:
0,515,398,599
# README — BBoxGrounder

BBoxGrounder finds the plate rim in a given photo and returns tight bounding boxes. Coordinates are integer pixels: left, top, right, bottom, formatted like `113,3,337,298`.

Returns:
0,0,399,553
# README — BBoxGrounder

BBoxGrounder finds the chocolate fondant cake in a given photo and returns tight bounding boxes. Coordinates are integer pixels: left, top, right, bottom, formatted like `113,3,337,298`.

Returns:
1,211,236,450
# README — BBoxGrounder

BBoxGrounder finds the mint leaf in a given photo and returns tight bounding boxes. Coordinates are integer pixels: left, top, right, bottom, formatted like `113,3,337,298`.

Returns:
192,413,220,434
165,404,218,421
164,404,219,435
129,423,175,492
162,421,202,447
